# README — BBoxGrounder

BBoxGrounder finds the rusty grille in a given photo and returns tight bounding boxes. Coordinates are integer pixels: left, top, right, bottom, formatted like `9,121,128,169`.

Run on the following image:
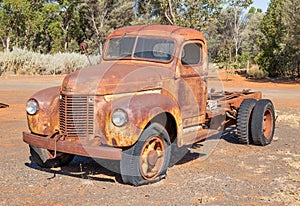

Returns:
60,95,94,140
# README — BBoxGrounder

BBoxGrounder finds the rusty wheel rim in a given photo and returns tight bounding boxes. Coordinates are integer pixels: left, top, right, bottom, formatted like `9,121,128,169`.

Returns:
139,136,165,180
263,108,273,139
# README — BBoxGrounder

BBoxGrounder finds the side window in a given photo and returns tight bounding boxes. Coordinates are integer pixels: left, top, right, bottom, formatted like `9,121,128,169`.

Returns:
181,43,202,65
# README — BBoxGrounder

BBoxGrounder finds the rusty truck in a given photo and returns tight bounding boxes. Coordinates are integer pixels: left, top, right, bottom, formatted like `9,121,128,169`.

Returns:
23,25,275,186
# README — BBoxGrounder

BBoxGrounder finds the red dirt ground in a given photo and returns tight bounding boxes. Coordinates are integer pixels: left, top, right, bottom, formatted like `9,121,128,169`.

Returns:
0,71,299,205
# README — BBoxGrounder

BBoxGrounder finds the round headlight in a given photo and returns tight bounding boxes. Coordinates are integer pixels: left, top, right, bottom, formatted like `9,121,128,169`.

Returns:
112,109,128,127
26,99,39,115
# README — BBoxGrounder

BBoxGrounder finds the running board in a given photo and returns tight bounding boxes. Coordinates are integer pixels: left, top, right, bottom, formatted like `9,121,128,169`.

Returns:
183,127,219,145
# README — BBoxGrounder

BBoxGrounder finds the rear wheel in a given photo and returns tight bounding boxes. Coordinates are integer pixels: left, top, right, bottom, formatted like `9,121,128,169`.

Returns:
120,123,171,186
30,145,74,168
236,98,257,144
251,99,275,146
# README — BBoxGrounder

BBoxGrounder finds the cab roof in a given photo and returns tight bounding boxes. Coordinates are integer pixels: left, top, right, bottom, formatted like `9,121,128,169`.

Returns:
107,25,206,43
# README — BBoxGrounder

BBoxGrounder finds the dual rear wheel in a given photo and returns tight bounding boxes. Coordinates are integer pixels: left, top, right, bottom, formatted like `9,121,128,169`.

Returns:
237,99,275,146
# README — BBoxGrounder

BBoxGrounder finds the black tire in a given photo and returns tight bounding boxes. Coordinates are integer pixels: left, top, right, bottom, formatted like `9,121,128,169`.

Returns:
236,98,257,144
120,123,171,186
30,145,74,168
251,99,275,146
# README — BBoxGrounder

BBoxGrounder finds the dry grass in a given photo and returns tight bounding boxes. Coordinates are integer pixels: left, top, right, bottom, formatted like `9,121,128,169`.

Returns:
0,48,100,76
276,111,300,129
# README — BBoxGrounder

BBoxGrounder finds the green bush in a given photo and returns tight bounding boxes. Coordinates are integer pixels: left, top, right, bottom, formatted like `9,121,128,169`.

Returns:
247,66,269,79
0,48,100,76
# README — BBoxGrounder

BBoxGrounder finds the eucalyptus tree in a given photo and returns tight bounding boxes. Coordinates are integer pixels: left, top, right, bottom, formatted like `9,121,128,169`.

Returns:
0,0,31,51
241,8,264,61
226,0,253,59
135,0,223,30
78,0,135,54
257,0,286,76
282,0,300,77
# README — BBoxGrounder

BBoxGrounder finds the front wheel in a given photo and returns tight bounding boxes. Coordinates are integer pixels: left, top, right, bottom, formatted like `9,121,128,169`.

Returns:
30,146,74,168
120,123,171,186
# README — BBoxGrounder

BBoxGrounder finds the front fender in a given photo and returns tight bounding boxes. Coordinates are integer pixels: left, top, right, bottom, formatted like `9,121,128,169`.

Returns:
27,86,60,135
104,93,182,147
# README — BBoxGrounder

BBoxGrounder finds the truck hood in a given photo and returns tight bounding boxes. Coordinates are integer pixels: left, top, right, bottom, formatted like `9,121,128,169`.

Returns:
61,61,175,95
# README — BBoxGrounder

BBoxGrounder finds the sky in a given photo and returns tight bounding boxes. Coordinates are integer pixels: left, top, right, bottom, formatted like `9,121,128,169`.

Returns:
251,0,270,12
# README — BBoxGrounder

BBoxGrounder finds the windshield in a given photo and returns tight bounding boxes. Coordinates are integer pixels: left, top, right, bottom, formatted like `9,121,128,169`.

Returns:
105,36,175,62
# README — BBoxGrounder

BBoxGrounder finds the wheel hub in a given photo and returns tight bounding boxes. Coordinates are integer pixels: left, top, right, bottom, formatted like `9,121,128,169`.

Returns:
263,109,273,139
147,150,158,166
140,136,165,180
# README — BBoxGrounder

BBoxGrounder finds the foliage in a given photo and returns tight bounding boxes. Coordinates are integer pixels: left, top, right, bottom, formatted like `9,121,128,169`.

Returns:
207,0,254,67
282,0,300,78
282,0,300,52
247,66,269,79
241,10,264,61
256,0,285,76
235,52,250,69
0,0,135,54
136,0,223,30
0,0,298,78
257,0,300,78
226,0,253,57
78,0,136,54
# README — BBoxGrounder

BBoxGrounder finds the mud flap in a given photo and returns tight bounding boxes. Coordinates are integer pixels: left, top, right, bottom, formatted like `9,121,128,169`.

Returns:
30,146,50,163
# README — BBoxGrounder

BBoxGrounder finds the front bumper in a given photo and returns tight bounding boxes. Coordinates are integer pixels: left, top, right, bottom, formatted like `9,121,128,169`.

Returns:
23,132,122,160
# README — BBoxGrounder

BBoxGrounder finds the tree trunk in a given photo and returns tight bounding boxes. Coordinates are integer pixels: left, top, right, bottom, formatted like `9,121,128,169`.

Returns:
298,61,300,78
61,25,69,52
162,0,175,25
247,60,250,72
229,45,232,63
64,41,68,52
0,37,9,51
99,41,103,58
91,8,107,55
1,37,6,51
6,37,10,52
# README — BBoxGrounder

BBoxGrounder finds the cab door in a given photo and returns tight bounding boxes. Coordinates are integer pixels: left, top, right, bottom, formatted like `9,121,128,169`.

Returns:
177,40,208,128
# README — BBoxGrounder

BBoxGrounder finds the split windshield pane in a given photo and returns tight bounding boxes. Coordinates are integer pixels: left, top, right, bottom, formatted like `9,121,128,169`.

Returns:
106,37,135,58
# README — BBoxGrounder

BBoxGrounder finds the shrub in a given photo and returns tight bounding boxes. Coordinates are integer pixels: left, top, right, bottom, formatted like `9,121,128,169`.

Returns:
0,48,100,76
247,66,269,79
